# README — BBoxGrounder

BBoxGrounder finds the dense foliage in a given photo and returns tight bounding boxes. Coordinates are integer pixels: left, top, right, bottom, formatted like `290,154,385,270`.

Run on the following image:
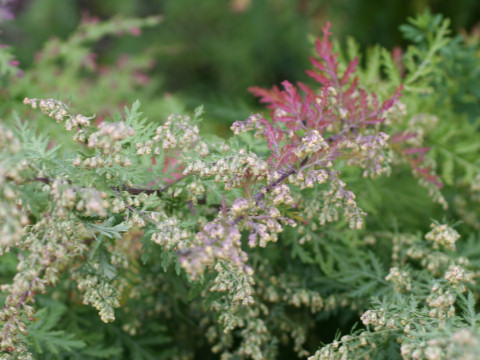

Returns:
1,7,480,360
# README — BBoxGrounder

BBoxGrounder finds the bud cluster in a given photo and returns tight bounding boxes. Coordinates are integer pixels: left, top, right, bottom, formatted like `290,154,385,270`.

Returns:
444,265,475,291
151,215,190,251
73,121,135,169
88,121,135,148
73,244,129,324
210,261,255,307
244,207,296,248
284,288,325,313
400,330,480,360
181,219,246,279
425,223,460,251
385,266,412,292
426,284,456,319
136,113,208,157
341,132,392,178
255,269,358,316
76,274,121,323
155,114,202,150
0,215,88,355
23,97,92,131
394,224,466,276
308,331,378,360
75,188,109,217
317,176,366,229
49,179,109,220
231,114,262,135
49,178,76,218
288,168,328,189
360,309,386,330
0,125,30,254
294,130,329,158
0,184,28,254
184,149,269,191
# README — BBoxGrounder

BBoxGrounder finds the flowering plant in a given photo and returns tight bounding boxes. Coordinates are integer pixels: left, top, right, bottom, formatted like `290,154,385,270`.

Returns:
1,10,480,360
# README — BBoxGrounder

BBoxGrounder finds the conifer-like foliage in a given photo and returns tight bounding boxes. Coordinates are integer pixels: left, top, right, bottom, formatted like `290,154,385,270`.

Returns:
1,10,480,360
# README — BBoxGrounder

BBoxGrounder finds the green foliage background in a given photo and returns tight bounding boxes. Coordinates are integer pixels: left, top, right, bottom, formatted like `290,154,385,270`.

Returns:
5,0,480,126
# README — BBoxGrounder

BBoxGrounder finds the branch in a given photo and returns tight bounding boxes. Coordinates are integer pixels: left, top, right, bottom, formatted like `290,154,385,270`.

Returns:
252,156,308,203
32,175,188,196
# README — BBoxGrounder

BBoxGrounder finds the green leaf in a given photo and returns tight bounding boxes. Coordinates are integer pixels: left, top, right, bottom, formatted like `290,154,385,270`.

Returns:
98,247,117,280
86,218,130,240
381,48,401,87
28,307,86,356
82,344,123,358
441,155,454,186
455,142,480,155
458,292,477,328
187,281,204,301
141,229,154,265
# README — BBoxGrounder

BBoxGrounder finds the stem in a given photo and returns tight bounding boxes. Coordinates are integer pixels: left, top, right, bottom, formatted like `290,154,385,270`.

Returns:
229,157,309,228
253,156,308,204
32,175,189,196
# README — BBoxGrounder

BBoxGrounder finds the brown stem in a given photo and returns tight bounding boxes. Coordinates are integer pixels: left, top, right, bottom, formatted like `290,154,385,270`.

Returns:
32,175,189,196
231,156,309,227
252,156,308,203
34,176,54,184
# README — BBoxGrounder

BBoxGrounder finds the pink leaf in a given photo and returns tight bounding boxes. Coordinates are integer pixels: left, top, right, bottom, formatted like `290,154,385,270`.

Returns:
341,58,358,86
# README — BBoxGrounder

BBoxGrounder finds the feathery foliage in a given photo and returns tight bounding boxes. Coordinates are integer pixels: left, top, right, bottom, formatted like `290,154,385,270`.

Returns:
0,9,479,360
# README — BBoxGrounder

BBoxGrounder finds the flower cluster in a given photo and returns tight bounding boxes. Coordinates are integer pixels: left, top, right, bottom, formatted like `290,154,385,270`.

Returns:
425,222,460,251
210,261,255,307
385,266,412,292
400,329,480,360
426,284,456,319
0,215,88,355
23,97,92,131
308,331,381,360
393,224,466,276
310,223,478,360
75,274,122,323
231,114,262,135
360,309,387,330
179,19,405,288
74,121,135,169
293,130,330,158
340,132,392,178
444,265,475,291
184,149,269,191
0,125,29,254
180,216,247,278
136,113,208,156
151,215,190,251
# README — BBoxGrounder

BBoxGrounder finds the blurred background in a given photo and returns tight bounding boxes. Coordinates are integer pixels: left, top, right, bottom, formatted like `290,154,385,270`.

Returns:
2,0,480,133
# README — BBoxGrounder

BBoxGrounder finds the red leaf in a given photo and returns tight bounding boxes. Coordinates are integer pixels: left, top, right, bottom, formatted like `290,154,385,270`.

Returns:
341,57,358,86
403,147,430,155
